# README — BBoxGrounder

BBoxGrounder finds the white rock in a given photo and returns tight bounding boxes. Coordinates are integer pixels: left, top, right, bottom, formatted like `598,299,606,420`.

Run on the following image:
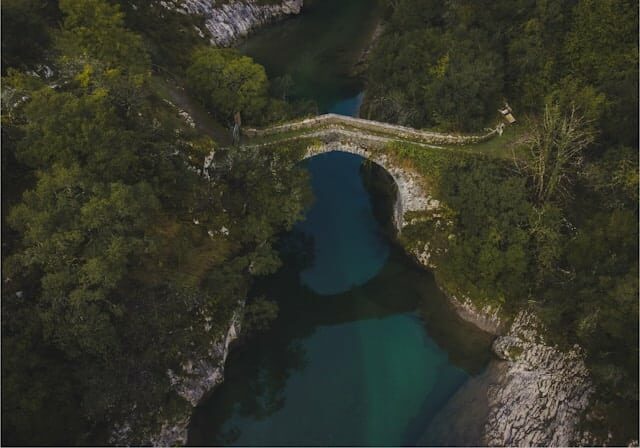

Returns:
178,0,303,47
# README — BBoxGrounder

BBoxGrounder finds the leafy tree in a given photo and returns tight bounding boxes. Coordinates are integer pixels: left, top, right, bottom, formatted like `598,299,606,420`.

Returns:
242,296,279,336
583,146,639,206
365,3,503,131
424,30,503,131
505,0,573,113
564,0,639,147
436,158,534,304
1,0,56,72
1,0,312,444
57,0,150,77
117,0,207,70
186,48,269,123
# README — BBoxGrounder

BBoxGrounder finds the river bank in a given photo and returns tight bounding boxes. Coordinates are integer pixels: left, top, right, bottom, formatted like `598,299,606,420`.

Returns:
398,162,595,446
135,2,598,446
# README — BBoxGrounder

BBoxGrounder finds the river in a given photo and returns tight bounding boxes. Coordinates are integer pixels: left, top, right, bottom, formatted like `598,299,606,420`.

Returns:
188,1,493,445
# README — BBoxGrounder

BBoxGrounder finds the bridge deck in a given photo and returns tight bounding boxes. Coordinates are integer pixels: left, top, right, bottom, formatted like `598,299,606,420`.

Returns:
243,113,498,147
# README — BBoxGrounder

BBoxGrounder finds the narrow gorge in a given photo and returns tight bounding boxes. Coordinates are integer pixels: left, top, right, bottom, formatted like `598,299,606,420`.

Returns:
2,0,635,446
139,1,600,446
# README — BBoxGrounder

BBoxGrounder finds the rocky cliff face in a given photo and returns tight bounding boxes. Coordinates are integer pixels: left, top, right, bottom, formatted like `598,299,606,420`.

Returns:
153,307,242,446
485,311,593,446
110,306,243,446
179,0,303,47
422,311,593,447
409,199,592,445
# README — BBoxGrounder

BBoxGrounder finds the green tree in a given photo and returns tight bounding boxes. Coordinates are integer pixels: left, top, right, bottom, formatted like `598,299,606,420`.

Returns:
505,0,573,113
186,48,269,123
242,296,279,336
1,0,56,72
565,0,638,146
57,0,150,77
437,158,533,304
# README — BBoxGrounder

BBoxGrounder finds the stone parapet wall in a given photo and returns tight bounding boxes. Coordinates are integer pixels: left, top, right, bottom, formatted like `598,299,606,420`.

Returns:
244,113,497,146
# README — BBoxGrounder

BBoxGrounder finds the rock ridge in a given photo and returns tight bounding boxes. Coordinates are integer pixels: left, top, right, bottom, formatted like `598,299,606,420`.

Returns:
110,305,243,446
178,0,303,47
421,311,593,446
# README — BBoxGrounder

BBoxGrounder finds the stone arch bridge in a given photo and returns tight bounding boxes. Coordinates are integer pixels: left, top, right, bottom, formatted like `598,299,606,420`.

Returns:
236,114,499,232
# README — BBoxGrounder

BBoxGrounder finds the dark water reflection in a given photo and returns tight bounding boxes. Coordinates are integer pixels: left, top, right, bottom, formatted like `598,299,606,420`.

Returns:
237,0,381,112
188,152,493,446
188,0,496,444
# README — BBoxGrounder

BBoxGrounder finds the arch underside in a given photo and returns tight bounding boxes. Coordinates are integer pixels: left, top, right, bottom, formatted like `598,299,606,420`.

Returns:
300,130,437,232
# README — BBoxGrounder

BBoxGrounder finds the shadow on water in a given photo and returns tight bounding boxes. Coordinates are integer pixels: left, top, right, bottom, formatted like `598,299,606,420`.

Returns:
360,158,494,375
188,152,494,446
187,0,495,444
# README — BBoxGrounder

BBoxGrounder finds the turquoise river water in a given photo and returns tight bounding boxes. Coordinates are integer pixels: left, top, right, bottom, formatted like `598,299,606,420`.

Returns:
188,1,494,445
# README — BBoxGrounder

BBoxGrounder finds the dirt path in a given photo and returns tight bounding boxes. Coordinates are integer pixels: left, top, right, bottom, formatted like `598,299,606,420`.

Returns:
157,75,234,146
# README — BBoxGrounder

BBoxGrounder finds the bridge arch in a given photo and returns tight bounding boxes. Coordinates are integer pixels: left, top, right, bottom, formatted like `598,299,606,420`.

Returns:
239,113,495,231
301,135,436,232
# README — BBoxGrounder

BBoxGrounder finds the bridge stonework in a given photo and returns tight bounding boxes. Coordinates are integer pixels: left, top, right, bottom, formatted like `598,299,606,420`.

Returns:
301,131,439,233
244,113,497,146
241,114,494,232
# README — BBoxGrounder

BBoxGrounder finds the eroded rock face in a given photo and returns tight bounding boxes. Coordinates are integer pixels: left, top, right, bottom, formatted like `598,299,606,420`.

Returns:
179,0,303,47
154,308,243,446
167,311,241,408
110,307,243,446
448,294,504,335
484,311,593,446
424,311,593,447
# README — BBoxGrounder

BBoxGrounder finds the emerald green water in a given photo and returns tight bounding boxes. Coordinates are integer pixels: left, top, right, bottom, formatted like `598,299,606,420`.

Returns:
188,152,493,446
237,0,380,113
188,2,493,445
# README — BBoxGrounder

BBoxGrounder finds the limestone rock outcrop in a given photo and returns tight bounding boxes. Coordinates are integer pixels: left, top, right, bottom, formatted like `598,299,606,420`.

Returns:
484,311,593,446
110,307,243,446
422,311,593,446
179,0,303,47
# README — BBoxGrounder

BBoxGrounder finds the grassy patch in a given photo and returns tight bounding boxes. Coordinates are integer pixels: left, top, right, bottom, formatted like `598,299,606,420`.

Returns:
506,345,523,361
451,124,529,159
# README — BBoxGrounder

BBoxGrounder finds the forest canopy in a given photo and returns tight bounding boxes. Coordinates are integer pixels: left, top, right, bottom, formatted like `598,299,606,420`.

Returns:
1,0,638,445
1,0,310,444
373,0,638,442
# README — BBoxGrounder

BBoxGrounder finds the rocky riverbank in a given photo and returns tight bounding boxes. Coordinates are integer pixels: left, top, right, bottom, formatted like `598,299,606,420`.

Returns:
178,0,303,47
110,306,243,446
407,180,594,446
420,311,593,446
485,312,593,446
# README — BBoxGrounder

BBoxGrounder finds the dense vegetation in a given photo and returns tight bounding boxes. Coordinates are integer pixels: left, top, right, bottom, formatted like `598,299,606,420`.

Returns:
368,0,638,442
1,0,637,445
1,0,310,444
